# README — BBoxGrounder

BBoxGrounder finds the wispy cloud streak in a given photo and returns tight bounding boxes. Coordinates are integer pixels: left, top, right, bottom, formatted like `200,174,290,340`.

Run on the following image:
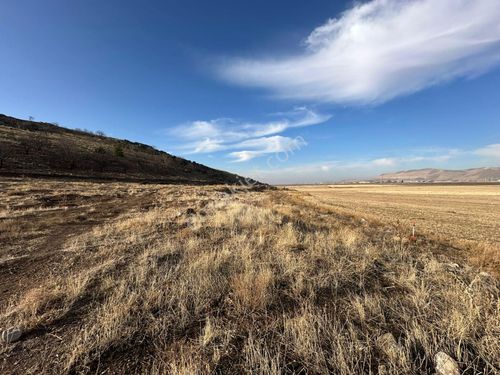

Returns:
219,0,500,104
170,108,330,161
474,143,500,159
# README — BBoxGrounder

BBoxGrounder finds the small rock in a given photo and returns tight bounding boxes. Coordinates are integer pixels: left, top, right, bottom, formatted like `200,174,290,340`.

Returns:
1,327,22,344
186,208,196,215
434,352,460,375
376,333,403,361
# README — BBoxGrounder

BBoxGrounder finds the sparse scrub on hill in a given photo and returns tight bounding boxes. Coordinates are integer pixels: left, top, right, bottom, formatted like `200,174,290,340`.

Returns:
0,183,497,374
113,144,124,157
94,146,106,154
0,114,248,184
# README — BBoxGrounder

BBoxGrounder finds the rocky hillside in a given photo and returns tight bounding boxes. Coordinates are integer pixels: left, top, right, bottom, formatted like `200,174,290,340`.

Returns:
378,167,500,182
0,114,252,185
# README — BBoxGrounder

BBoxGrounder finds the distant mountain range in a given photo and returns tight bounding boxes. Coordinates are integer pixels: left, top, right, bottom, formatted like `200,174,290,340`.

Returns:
376,167,500,183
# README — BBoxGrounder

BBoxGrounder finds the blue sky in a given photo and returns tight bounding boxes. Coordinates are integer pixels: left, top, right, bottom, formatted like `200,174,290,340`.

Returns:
2,0,500,183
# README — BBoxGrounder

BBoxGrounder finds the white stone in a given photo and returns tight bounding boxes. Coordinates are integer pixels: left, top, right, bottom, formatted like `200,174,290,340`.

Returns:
434,351,460,375
1,327,22,344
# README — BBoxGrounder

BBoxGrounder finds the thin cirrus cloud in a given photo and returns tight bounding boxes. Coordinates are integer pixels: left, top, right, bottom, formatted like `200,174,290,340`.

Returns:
228,136,307,162
169,107,330,162
218,0,500,104
474,143,500,159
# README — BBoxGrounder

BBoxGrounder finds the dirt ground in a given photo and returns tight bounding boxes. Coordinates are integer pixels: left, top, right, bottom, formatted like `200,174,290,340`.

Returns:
0,179,158,303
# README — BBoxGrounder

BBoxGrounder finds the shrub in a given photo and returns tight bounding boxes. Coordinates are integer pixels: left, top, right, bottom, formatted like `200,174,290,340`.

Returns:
114,145,124,157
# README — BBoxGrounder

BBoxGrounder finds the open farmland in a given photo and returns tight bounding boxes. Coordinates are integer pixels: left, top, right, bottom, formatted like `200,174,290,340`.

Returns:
0,178,498,374
292,184,500,275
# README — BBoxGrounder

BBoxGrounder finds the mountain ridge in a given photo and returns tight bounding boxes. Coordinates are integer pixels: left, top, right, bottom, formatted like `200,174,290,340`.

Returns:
377,167,500,182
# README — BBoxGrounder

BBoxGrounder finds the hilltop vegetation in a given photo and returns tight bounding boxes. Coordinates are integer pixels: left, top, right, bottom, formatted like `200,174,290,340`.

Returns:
0,114,249,185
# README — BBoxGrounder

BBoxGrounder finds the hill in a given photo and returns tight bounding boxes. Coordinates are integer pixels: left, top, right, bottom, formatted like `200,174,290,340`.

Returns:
378,167,500,182
0,114,252,185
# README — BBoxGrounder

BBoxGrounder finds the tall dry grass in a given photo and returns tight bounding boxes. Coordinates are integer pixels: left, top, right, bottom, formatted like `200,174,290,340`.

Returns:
0,187,498,374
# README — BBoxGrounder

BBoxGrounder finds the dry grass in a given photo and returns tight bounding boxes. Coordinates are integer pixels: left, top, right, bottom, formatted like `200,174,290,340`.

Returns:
292,184,500,275
0,179,498,374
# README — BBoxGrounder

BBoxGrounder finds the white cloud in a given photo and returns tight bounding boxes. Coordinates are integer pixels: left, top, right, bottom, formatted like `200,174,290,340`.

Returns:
192,138,225,153
219,0,500,104
181,120,221,139
229,135,307,162
371,158,396,167
474,143,500,159
170,107,329,161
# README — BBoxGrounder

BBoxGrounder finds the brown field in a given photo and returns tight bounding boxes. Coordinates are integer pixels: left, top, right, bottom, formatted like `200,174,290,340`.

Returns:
0,179,499,374
292,184,500,275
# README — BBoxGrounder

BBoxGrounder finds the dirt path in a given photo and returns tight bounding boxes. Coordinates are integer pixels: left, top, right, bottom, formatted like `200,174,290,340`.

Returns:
0,180,158,305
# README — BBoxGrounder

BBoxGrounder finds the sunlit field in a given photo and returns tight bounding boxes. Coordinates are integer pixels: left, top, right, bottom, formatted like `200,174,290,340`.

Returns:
292,184,500,276
0,178,498,374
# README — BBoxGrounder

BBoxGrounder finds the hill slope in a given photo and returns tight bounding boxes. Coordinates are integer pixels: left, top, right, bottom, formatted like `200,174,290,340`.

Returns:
0,114,252,184
378,167,500,182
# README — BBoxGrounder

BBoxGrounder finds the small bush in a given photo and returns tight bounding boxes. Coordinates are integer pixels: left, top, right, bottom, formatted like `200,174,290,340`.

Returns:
114,145,124,157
